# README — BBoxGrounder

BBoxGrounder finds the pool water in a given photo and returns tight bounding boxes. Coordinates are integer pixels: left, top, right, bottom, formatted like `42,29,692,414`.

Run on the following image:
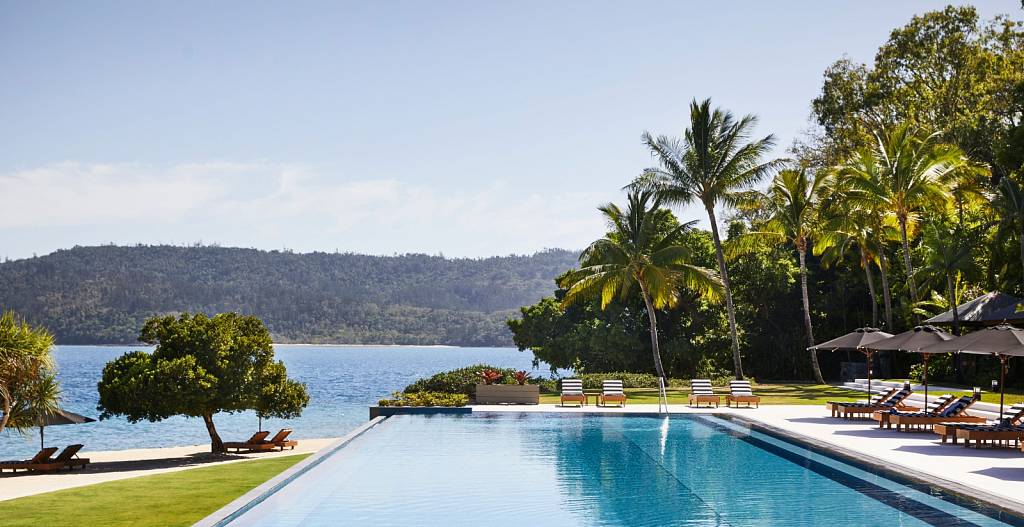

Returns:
220,414,1021,527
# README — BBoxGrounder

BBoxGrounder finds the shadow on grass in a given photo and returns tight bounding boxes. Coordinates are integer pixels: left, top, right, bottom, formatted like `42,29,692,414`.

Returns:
0,452,255,478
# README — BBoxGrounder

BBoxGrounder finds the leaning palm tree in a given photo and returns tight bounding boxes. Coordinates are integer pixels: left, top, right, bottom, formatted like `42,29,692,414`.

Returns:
726,168,827,383
560,190,722,379
0,311,56,434
635,98,781,379
838,124,968,312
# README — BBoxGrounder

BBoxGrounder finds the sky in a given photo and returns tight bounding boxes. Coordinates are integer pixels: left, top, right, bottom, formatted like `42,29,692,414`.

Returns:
1,1,1020,260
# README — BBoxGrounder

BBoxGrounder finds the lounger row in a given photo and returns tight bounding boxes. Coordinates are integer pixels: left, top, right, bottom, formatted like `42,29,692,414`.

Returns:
0,444,89,473
224,428,299,452
933,403,1024,447
690,379,760,408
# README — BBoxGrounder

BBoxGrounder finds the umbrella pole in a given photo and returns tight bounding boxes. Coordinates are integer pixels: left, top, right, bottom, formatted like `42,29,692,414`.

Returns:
1000,355,1007,420
40,425,44,450
923,355,929,406
866,350,873,397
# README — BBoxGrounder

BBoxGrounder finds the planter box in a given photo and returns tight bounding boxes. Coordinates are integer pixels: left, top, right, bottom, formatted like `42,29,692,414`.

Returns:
474,384,540,405
369,406,472,419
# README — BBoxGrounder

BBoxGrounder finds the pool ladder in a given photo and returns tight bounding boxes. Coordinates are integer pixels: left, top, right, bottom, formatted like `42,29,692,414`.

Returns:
657,376,669,414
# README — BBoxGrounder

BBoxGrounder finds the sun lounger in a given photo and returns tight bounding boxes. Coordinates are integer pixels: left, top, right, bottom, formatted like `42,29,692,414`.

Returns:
725,380,759,408
267,428,298,450
934,403,1024,447
224,431,273,452
888,395,985,432
826,387,898,417
689,379,720,408
873,394,951,429
560,379,586,407
597,380,626,407
835,387,915,420
41,444,89,471
0,447,58,473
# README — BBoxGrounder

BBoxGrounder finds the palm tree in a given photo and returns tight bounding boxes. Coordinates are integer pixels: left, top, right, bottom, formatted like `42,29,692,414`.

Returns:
0,311,56,434
993,177,1024,276
635,98,781,379
839,124,967,313
560,190,723,379
919,220,978,337
726,168,828,383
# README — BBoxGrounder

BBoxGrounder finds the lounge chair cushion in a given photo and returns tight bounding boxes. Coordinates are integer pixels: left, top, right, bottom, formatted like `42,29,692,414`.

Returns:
601,380,624,395
560,379,583,395
690,380,714,396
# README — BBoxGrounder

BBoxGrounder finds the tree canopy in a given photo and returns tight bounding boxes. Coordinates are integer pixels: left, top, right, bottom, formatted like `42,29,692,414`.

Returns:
97,312,309,453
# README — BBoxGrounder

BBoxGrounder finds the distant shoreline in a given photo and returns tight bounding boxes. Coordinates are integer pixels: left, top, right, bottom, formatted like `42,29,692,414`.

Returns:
54,343,481,348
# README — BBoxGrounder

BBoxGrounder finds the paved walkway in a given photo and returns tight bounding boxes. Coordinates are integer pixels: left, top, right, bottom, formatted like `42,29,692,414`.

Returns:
475,403,1024,509
0,438,337,502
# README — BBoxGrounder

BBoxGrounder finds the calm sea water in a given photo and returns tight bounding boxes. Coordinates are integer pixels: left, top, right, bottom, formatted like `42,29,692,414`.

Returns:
0,345,547,458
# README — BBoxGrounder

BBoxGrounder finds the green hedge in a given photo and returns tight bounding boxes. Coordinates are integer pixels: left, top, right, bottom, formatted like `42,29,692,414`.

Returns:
378,391,469,407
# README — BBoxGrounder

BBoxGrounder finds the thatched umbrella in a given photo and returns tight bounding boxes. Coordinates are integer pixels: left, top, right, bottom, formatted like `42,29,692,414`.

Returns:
921,324,1024,419
809,328,894,396
38,409,95,449
866,325,953,405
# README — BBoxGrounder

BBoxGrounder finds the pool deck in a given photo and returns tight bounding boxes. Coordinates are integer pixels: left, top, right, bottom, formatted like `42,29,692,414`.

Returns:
474,403,1024,512
0,438,337,502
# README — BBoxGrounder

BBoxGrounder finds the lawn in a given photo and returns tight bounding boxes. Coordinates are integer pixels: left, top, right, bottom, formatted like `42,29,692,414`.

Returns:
538,383,870,405
0,453,309,527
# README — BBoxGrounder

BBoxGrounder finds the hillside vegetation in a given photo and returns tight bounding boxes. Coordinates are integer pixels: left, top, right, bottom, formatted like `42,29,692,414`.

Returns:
0,245,578,346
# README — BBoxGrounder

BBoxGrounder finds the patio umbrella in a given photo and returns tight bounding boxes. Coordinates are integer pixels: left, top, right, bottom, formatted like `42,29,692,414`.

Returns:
865,325,953,406
809,328,894,397
38,409,95,449
921,324,1024,419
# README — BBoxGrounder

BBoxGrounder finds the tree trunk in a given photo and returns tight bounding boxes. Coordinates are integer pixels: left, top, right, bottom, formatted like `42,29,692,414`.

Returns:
878,251,894,330
947,272,966,383
706,206,744,379
1019,222,1024,279
0,393,10,435
861,249,879,327
202,413,226,453
638,282,667,380
798,247,825,384
898,217,921,323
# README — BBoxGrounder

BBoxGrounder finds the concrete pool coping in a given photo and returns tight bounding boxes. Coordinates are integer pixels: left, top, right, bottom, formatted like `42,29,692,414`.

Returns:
195,405,1024,525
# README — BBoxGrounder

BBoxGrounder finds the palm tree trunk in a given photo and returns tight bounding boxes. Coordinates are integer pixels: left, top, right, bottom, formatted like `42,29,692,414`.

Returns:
0,393,10,434
706,206,744,379
1019,222,1024,278
861,249,879,327
202,412,226,453
946,273,961,336
898,217,921,317
638,282,667,380
798,247,825,384
878,251,894,330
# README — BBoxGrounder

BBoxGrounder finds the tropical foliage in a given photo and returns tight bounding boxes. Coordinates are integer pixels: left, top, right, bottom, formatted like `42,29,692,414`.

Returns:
0,311,59,435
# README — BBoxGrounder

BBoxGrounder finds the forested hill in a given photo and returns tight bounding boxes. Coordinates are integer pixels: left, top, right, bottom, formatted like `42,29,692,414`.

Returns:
0,245,579,346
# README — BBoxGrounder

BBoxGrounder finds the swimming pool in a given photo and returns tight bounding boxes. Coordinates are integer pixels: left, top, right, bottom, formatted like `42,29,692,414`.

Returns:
211,413,1023,526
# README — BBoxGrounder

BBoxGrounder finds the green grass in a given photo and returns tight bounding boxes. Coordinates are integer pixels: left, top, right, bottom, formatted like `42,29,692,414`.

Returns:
538,383,870,405
0,453,310,527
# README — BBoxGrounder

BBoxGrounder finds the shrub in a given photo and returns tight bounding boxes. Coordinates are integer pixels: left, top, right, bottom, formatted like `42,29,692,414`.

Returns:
378,391,469,407
478,369,504,385
512,371,530,385
404,364,522,395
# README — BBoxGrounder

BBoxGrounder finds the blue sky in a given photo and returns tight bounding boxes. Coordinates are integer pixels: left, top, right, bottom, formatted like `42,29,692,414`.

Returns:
0,1,1019,260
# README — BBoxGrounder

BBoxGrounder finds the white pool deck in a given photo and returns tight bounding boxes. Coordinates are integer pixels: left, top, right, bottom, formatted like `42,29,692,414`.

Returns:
473,403,1024,511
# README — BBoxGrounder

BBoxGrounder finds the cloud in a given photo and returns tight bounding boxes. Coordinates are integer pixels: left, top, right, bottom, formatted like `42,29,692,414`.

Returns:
0,161,616,258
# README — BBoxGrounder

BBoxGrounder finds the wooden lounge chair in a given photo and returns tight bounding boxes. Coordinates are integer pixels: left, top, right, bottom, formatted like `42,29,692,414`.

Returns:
873,394,951,429
935,403,1024,447
888,395,986,432
224,431,273,452
267,428,298,450
826,387,898,417
559,379,585,407
836,387,916,420
0,447,58,473
38,444,90,471
725,380,760,408
597,380,626,407
688,379,719,408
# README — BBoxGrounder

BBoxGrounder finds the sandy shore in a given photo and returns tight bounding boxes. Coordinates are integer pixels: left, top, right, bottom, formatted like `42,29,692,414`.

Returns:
0,437,337,502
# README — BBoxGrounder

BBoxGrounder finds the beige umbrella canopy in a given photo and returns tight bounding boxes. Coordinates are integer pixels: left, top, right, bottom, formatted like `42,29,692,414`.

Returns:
921,324,1024,419
809,328,894,396
38,409,95,449
866,325,953,405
